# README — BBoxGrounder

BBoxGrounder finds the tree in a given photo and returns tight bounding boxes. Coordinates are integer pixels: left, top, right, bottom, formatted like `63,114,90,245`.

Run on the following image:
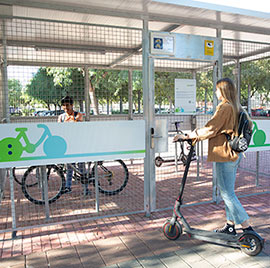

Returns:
132,71,143,113
241,59,270,106
26,68,61,110
154,72,192,112
88,69,129,114
8,79,23,108
47,67,85,110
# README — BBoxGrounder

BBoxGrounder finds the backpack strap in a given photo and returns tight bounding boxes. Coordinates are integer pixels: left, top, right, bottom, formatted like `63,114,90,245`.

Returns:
74,111,78,121
60,113,65,122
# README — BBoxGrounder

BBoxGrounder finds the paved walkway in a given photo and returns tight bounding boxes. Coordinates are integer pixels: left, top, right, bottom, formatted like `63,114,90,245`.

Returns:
0,193,269,268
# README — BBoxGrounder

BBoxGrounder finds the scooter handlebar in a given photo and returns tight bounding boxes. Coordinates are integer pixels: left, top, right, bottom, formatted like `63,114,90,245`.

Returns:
174,135,195,146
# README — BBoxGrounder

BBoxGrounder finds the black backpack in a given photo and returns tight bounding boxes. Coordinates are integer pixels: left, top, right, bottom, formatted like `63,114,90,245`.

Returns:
225,109,253,152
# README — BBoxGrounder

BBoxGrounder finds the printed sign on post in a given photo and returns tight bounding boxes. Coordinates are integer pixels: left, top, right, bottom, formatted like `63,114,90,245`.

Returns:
0,120,145,168
204,40,214,56
150,32,175,55
175,79,196,114
248,120,270,152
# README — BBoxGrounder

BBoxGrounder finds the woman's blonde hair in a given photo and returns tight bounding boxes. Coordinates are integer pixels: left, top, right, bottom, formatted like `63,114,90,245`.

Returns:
216,78,241,131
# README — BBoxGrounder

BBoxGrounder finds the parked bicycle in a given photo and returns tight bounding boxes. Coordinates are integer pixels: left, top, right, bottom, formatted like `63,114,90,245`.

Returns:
20,160,129,205
155,121,196,167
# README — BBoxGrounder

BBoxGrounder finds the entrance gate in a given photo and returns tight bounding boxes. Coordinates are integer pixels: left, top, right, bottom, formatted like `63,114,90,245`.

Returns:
143,30,223,213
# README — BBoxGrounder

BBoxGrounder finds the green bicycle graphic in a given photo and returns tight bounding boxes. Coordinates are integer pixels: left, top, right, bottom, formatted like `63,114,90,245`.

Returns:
0,124,67,162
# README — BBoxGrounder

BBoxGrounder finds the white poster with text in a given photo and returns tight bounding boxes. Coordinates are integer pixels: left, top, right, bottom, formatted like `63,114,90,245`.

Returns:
175,79,196,114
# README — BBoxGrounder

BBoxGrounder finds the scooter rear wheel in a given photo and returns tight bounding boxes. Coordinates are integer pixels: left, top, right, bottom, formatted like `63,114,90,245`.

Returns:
240,233,263,256
163,219,182,240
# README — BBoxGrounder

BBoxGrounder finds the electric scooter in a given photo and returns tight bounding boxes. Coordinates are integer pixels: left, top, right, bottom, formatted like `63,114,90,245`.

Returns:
163,137,265,256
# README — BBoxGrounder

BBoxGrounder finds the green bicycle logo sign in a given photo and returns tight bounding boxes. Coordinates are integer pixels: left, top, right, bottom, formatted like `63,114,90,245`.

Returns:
250,121,270,148
0,124,67,162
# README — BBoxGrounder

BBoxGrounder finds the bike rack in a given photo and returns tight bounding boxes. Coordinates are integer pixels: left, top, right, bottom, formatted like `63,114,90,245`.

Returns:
40,166,50,220
94,162,100,213
9,168,17,239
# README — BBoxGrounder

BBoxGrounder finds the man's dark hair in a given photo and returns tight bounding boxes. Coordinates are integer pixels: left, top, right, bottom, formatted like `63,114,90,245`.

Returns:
61,96,73,105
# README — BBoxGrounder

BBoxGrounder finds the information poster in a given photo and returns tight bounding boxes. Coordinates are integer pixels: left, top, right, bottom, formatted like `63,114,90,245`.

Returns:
175,79,196,114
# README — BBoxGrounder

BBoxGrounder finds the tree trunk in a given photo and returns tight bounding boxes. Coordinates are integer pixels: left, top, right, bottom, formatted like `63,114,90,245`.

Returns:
120,94,123,113
79,100,83,112
107,97,110,115
138,91,141,113
89,80,99,115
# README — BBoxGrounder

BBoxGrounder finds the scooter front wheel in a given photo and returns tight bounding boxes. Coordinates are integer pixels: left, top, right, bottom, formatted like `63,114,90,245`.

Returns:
239,233,264,256
163,219,182,240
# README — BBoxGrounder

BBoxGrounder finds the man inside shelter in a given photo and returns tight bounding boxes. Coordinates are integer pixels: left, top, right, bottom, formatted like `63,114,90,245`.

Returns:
58,96,90,196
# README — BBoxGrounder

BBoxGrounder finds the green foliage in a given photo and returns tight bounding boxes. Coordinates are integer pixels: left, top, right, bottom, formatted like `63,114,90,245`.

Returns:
46,67,85,103
22,58,269,114
155,72,192,107
241,59,270,106
196,71,213,103
89,69,128,101
8,79,23,108
88,69,129,113
26,68,61,109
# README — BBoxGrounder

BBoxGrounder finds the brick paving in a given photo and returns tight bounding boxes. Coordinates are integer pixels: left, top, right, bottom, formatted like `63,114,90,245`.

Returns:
0,150,269,267
0,193,269,267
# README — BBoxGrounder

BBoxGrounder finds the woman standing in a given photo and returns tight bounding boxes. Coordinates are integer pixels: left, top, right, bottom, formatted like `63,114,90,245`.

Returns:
174,78,254,235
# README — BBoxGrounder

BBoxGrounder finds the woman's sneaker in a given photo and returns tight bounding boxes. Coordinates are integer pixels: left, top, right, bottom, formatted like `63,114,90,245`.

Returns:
214,223,237,235
242,226,254,233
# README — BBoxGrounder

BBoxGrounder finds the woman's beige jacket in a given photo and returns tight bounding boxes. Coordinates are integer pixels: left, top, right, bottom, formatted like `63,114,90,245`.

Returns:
193,100,239,162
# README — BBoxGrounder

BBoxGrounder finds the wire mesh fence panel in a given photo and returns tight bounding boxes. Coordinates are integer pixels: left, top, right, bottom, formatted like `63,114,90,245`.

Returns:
4,18,143,121
237,150,270,196
223,39,270,195
0,18,145,231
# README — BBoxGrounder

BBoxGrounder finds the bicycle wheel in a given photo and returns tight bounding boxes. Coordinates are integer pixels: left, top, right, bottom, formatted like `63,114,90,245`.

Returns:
21,165,65,205
13,167,38,187
12,167,22,185
92,160,129,195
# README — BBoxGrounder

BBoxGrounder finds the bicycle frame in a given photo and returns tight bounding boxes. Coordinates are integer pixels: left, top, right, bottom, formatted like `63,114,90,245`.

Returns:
60,161,113,184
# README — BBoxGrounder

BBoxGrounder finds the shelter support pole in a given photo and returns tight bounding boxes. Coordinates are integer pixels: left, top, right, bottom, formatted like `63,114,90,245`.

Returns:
0,20,10,122
9,168,17,239
94,162,100,212
192,71,200,180
0,169,6,206
248,84,252,115
142,18,155,216
128,69,133,120
84,66,90,121
256,152,260,186
234,60,241,101
41,166,50,220
213,28,223,204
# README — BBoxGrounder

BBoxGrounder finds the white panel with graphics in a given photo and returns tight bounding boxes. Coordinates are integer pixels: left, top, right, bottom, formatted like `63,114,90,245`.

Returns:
0,120,145,168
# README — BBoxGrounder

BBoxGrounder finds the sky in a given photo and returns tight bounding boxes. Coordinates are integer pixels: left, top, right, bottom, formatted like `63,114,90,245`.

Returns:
196,0,270,13
155,0,270,18
8,66,39,88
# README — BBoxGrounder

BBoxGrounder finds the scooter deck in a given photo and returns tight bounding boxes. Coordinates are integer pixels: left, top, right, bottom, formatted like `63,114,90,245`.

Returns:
186,228,240,248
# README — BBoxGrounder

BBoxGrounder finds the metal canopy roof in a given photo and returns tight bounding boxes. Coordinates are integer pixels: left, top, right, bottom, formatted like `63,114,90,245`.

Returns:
0,0,270,70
